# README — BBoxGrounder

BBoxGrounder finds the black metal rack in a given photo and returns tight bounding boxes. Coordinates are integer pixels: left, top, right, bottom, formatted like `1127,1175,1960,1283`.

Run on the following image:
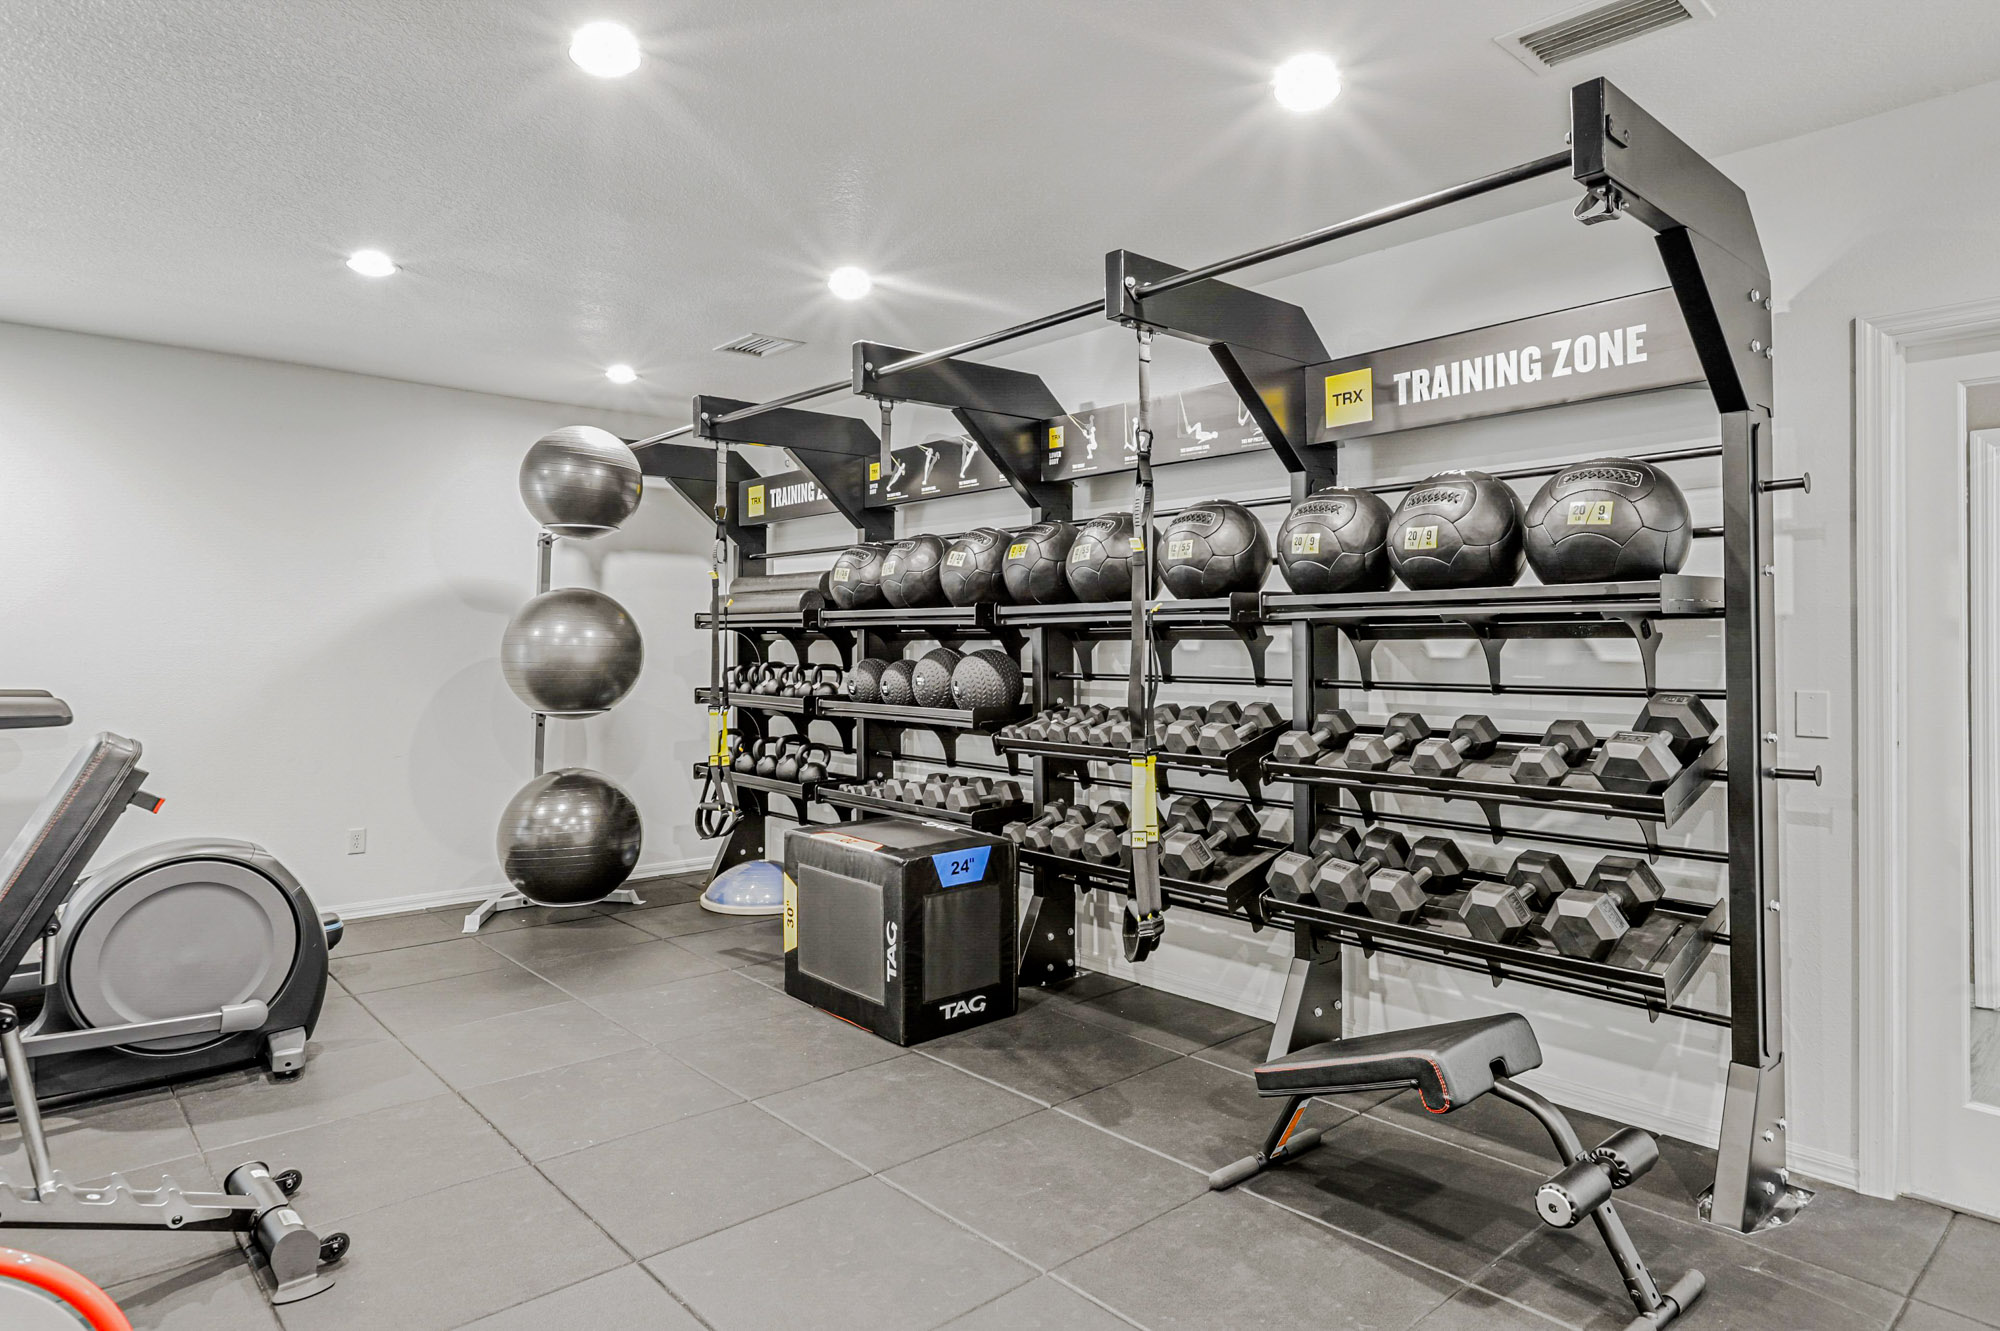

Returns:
660,77,1802,1234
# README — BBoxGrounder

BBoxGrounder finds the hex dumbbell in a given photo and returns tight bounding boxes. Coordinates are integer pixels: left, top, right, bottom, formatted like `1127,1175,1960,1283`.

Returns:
1342,713,1433,770
1511,720,1598,786
1460,849,1578,944
1409,714,1502,777
1025,805,1090,852
1197,701,1284,756
1543,856,1665,959
1272,709,1358,765
1069,802,1134,863
1590,695,1721,791
1158,801,1260,880
943,778,996,812
1003,802,1069,845
1360,836,1469,923
1266,823,1365,906
1308,827,1409,910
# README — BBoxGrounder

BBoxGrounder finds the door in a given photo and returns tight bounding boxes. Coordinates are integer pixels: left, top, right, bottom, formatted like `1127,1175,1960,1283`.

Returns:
1900,348,2000,1216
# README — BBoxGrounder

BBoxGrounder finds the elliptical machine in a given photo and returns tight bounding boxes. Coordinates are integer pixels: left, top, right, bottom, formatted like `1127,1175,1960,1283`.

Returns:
0,692,341,1113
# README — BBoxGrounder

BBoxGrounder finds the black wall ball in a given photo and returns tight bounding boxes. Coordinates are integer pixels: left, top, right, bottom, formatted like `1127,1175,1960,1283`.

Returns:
1001,522,1078,604
1276,487,1395,594
829,543,890,609
1385,470,1525,590
879,535,948,608
1065,512,1156,602
940,528,1013,606
1159,500,1272,598
1522,457,1692,584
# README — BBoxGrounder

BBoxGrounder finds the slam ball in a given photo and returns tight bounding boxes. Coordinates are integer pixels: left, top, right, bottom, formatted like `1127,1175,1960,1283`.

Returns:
519,426,643,537
950,649,1024,712
940,528,1013,606
830,543,890,609
497,768,642,906
1065,512,1156,602
501,587,644,715
1386,470,1525,590
1276,487,1395,594
880,535,948,608
1522,457,1692,584
1160,499,1272,598
1001,521,1078,604
910,648,964,708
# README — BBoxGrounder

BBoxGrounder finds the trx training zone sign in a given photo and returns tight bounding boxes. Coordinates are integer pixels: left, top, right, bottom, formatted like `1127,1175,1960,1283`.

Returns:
1309,288,1701,442
735,471,839,525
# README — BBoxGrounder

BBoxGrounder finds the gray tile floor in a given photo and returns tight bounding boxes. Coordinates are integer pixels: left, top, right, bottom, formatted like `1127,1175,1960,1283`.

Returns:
8,871,1996,1331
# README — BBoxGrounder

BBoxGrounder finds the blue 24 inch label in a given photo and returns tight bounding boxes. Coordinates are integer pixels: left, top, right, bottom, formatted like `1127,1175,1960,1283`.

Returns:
930,846,992,887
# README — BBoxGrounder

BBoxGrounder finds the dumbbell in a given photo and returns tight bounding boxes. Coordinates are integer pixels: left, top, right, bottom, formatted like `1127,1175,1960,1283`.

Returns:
1342,713,1433,770
1158,801,1260,880
1308,826,1408,910
1543,856,1666,960
1163,704,1218,754
1360,836,1469,923
1265,822,1362,905
1590,694,1722,791
1511,720,1598,786
1002,802,1069,844
919,776,955,808
1159,793,1211,831
1085,707,1138,747
1408,714,1502,777
943,778,996,812
1272,709,1358,764
1077,802,1136,865
1150,703,1182,733
1460,850,1578,944
1053,800,1130,860
1196,702,1284,756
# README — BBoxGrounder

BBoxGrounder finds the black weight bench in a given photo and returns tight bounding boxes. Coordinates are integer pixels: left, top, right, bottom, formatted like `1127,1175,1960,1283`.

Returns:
1210,1013,1704,1331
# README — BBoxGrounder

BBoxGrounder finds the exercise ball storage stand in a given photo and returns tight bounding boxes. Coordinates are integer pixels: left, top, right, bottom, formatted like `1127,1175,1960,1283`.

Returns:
641,79,1812,1276
468,427,649,933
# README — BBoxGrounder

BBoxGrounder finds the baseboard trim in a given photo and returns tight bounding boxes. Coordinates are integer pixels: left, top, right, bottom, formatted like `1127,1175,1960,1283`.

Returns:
338,857,709,920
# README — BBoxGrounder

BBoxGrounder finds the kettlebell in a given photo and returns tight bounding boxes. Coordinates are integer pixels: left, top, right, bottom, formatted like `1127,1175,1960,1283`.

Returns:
731,738,762,774
756,664,787,696
806,664,842,698
772,736,806,781
754,738,783,778
795,742,831,785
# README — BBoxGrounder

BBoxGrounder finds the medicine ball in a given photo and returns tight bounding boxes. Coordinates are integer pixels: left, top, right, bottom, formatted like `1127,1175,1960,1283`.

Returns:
829,543,890,609
877,658,919,706
880,535,947,608
951,648,1025,712
910,648,963,708
1276,487,1395,594
846,657,890,703
1001,521,1078,604
1386,470,1525,590
1522,457,1692,584
1160,500,1272,599
940,528,1013,606
1065,512,1156,602
519,426,642,538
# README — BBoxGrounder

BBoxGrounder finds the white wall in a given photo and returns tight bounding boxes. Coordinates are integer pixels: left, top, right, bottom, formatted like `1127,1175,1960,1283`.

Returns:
0,324,711,919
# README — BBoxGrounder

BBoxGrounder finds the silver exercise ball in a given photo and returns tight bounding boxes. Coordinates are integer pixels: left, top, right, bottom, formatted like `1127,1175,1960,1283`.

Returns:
520,426,643,537
497,768,642,906
500,587,644,715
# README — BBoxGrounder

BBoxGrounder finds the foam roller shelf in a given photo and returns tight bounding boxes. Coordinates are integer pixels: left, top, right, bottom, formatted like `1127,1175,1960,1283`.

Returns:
819,783,1027,831
819,604,1000,636
1015,844,1280,921
992,724,1283,801
696,610,819,633
1265,891,1725,1019
1261,734,1722,836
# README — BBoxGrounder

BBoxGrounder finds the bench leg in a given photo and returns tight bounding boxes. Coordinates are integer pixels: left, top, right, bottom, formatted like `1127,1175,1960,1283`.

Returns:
1207,1094,1324,1190
1490,1080,1704,1330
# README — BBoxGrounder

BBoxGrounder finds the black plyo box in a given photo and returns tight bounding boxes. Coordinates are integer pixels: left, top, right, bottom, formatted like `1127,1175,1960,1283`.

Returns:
783,818,1017,1045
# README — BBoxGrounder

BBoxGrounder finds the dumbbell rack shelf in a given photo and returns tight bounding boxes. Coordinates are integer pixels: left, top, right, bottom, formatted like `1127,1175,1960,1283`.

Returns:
1262,735,1723,841
1016,844,1281,924
1263,890,1727,1023
818,783,1027,832
993,725,1283,802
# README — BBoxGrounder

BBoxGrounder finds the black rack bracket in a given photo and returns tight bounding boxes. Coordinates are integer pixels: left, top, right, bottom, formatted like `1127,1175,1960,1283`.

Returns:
691,393,893,541
1105,250,1332,482
853,342,1071,519
638,441,766,566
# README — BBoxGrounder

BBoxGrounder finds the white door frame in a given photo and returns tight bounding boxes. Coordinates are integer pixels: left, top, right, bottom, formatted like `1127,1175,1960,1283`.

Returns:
1854,295,2000,1197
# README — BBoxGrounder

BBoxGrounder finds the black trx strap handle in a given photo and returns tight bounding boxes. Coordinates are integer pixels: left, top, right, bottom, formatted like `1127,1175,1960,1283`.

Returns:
1124,328,1165,963
697,438,740,841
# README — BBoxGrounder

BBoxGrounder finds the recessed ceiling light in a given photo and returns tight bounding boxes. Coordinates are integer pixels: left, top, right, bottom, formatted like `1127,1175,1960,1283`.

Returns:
827,266,873,300
345,249,397,277
605,363,638,384
570,21,641,77
1272,52,1342,113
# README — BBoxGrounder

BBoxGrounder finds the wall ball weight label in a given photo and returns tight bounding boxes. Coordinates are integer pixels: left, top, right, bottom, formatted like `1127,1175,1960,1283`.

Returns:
1291,532,1322,554
1567,501,1617,526
946,550,967,566
1007,543,1026,558
1167,538,1195,560
1404,526,1440,550
832,567,850,581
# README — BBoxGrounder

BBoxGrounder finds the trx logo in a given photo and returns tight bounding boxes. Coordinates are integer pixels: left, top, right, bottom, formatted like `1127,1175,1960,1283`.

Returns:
884,921,898,982
1323,368,1374,427
1566,501,1616,526
1403,525,1440,551
939,995,988,1020
746,484,766,518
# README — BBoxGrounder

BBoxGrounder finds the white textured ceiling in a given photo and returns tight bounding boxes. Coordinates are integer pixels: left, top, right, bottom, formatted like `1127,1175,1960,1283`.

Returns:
5,0,1998,424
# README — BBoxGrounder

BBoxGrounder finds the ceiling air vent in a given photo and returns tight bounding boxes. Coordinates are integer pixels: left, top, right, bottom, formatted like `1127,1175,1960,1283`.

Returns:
714,333,805,358
1497,0,1713,73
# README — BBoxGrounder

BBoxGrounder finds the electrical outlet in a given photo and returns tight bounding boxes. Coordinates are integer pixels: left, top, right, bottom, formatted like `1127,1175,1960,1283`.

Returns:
346,828,368,855
1793,691,1830,739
